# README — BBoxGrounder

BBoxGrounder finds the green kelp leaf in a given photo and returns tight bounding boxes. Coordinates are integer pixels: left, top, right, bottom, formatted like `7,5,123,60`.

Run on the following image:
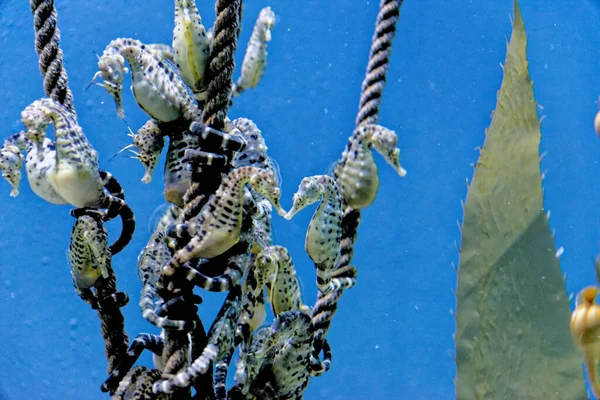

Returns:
454,1,586,399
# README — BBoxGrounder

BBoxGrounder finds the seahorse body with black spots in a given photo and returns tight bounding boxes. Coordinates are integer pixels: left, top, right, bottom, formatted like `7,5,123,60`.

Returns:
95,38,201,122
161,166,286,282
332,123,406,209
20,98,135,254
67,209,110,304
285,175,356,294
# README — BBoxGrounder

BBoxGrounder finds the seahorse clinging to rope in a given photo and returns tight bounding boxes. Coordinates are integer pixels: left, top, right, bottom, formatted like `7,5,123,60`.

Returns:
93,38,201,122
284,175,355,294
172,0,211,100
333,123,406,210
161,166,285,284
20,97,135,254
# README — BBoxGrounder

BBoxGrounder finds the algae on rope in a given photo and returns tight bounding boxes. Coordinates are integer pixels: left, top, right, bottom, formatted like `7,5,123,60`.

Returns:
454,1,585,398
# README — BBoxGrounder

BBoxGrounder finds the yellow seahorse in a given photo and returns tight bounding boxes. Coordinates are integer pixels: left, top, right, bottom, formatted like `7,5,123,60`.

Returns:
570,285,600,398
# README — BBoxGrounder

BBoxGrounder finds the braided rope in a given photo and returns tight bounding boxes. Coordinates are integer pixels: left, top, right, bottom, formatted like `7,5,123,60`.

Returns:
30,0,75,114
160,1,241,397
202,0,241,130
355,0,401,127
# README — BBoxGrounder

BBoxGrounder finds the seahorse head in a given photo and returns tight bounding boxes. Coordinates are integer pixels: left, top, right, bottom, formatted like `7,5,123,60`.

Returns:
255,247,278,283
20,101,52,149
258,7,276,42
250,169,285,216
132,130,164,184
368,124,407,177
96,53,127,119
269,310,312,345
283,176,323,220
0,145,23,197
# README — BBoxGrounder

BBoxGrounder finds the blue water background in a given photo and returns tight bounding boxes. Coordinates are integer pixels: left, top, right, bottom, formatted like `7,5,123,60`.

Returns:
0,0,599,399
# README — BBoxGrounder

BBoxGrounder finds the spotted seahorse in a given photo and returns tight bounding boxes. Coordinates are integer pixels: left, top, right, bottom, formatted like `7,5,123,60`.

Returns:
232,7,276,97
0,131,62,202
246,310,314,399
66,208,110,304
236,245,309,345
172,0,211,100
285,174,355,294
161,166,285,283
20,98,135,254
94,38,201,122
332,123,406,209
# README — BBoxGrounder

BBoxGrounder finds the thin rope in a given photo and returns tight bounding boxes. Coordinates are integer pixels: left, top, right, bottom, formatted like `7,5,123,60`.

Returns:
355,0,402,128
30,0,75,114
202,0,242,130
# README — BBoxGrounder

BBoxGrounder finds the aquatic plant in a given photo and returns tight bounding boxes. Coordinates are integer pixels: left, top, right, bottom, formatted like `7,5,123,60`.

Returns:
0,0,406,398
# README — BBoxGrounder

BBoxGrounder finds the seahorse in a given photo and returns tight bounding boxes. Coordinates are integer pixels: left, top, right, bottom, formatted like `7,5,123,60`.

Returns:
161,166,285,281
332,123,406,209
231,117,281,252
101,333,165,393
234,325,271,395
172,0,211,99
0,131,63,202
94,38,201,122
152,286,242,395
284,175,353,294
120,119,165,184
20,98,135,254
245,310,314,399
571,285,600,398
232,7,276,97
236,245,309,344
265,246,309,316
66,209,110,304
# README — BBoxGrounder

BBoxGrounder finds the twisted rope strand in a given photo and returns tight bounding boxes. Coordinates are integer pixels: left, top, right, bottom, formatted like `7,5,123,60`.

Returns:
30,0,75,114
202,0,242,130
355,0,401,128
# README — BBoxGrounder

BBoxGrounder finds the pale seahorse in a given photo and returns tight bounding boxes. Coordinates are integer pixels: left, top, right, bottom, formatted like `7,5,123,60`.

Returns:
285,174,356,294
0,131,63,202
232,7,276,97
20,98,135,254
172,0,211,100
93,38,201,122
161,166,285,283
571,285,600,398
333,123,406,209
